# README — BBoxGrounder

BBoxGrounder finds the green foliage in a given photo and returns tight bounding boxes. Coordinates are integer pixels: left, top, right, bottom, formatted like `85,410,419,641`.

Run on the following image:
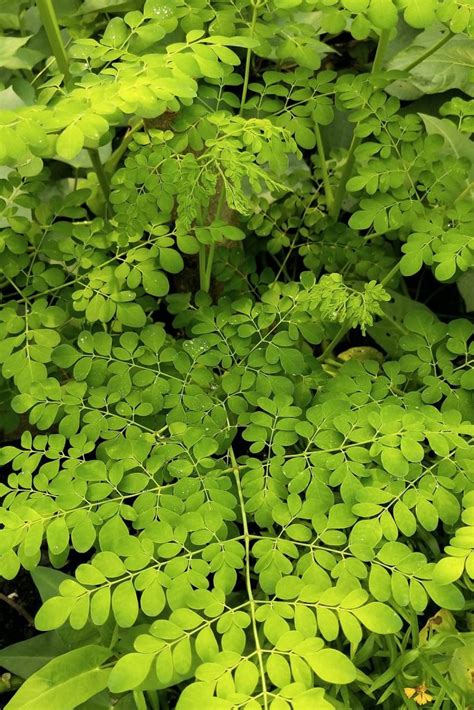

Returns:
0,1,473,709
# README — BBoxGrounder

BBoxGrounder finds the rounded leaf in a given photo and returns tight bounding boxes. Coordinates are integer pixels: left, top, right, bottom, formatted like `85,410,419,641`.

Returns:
403,0,436,28
307,648,356,684
35,596,75,631
108,652,154,693
353,602,403,633
432,557,465,585
56,125,84,160
368,0,398,30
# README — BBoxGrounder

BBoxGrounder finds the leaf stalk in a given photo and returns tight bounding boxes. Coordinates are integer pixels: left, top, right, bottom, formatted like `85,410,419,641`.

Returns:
317,322,349,362
231,446,269,710
404,31,454,73
314,123,334,213
239,0,262,116
199,187,227,292
88,147,110,201
36,0,70,82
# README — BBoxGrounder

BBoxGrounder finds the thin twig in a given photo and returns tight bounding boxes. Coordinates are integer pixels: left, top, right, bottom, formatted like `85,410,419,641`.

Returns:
0,592,35,626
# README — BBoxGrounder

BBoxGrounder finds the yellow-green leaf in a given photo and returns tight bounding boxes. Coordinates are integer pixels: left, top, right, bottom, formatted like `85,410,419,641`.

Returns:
56,124,84,160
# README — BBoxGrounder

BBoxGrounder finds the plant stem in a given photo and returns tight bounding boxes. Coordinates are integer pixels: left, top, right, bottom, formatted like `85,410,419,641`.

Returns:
230,446,268,710
455,180,473,203
380,260,401,288
329,132,359,221
106,623,119,650
372,28,391,74
431,691,446,710
200,187,226,292
133,691,148,710
203,243,215,292
404,30,454,72
239,0,260,116
408,608,419,648
0,592,34,626
382,311,409,336
146,693,159,710
329,29,391,221
5,274,32,307
317,322,348,362
314,123,334,213
36,0,70,81
106,118,144,174
88,147,110,201
198,244,207,292
37,0,110,204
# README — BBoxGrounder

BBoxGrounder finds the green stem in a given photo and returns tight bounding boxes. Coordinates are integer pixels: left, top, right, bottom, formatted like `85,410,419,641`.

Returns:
133,691,148,710
200,187,226,292
5,274,32,306
382,311,409,336
239,1,260,116
0,592,34,626
314,123,334,212
198,244,207,292
329,131,360,221
372,28,391,74
37,0,109,203
88,148,110,202
230,447,269,710
146,693,159,710
36,0,70,81
317,322,349,362
106,118,144,174
203,243,215,292
106,623,119,650
329,29,391,221
455,180,473,203
380,260,401,288
431,691,446,710
409,609,419,648
404,30,454,73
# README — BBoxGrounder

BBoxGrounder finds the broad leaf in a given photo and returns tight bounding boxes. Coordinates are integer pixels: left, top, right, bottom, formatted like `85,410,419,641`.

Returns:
4,646,112,710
